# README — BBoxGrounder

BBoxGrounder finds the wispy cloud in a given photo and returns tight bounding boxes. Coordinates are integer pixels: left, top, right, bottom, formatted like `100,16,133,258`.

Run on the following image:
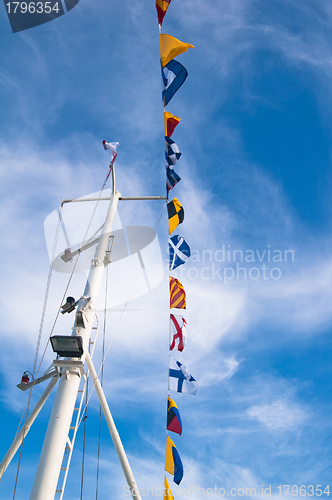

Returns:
246,399,308,431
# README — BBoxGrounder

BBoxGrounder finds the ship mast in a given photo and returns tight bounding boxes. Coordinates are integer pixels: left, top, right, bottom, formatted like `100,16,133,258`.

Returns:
28,166,142,500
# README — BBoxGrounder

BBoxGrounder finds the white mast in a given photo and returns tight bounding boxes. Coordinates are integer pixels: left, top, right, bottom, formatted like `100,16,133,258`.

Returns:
28,167,142,500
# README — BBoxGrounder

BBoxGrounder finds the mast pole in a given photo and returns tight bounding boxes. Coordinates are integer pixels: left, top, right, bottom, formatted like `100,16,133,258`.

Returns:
29,166,141,500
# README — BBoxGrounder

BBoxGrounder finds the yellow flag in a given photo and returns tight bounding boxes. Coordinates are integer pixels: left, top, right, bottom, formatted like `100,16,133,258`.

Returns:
164,476,174,500
159,34,194,68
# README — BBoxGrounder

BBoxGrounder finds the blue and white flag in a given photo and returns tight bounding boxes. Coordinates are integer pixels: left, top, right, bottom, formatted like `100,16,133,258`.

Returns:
166,167,181,194
169,357,197,395
162,60,188,107
169,235,190,271
165,137,181,167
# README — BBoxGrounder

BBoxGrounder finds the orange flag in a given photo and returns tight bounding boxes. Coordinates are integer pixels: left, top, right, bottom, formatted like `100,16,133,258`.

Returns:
160,34,194,68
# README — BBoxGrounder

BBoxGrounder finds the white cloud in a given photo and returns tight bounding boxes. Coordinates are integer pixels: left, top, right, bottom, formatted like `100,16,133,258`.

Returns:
246,399,308,431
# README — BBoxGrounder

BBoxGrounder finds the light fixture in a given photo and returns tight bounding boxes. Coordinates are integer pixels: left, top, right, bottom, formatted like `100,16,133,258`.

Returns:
50,335,84,358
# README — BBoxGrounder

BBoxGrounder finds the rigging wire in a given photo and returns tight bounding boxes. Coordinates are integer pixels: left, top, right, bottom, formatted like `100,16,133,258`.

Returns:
11,204,63,500
34,168,115,387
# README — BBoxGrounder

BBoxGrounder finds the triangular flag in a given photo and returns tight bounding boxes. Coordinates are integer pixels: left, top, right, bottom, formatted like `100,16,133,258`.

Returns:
160,34,194,68
166,167,181,194
167,396,182,435
102,140,119,152
162,60,188,107
167,197,184,234
169,277,186,309
165,435,184,485
164,111,181,138
156,0,172,27
164,476,175,500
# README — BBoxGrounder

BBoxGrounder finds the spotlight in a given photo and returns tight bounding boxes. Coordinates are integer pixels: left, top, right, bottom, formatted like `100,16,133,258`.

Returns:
50,335,84,358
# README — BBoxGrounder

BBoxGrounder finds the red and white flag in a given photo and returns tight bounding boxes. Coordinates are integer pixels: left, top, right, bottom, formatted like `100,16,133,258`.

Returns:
102,140,119,152
170,314,187,352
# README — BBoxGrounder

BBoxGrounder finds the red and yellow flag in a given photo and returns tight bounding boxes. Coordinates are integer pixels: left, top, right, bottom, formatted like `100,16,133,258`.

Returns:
156,0,172,27
169,277,186,309
164,111,181,138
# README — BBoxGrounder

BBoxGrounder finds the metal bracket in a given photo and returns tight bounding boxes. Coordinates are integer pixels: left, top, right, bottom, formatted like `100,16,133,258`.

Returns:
17,369,59,392
52,360,85,378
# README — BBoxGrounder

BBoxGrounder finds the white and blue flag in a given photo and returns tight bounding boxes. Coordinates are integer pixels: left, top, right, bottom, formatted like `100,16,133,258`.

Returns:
165,136,181,167
162,60,188,107
166,167,181,194
169,235,190,271
169,357,198,395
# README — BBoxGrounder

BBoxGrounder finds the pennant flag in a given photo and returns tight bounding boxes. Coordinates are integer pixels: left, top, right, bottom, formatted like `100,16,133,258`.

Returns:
167,395,182,435
156,0,172,27
169,277,186,309
165,137,181,167
167,198,184,234
169,357,198,395
102,140,119,152
170,314,187,352
166,167,181,194
164,111,181,138
102,141,119,180
165,435,184,485
164,476,175,500
169,235,190,271
162,60,188,107
160,34,194,68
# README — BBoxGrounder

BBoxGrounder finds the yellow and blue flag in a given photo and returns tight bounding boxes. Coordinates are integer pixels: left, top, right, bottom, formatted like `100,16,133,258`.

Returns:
165,435,184,485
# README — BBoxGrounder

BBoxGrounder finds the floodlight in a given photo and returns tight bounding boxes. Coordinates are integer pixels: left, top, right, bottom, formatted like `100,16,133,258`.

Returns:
50,335,84,358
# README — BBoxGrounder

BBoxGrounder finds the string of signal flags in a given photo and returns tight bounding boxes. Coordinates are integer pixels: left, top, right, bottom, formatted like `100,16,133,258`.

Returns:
156,2,198,499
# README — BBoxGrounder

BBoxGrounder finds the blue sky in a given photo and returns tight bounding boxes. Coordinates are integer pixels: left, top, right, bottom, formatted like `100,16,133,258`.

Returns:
1,0,332,499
